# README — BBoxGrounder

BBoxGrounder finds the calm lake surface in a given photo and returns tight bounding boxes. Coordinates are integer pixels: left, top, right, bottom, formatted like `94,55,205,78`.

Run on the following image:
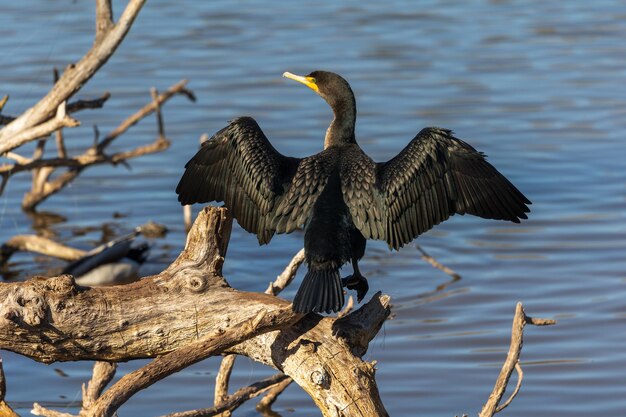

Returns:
1,1,625,415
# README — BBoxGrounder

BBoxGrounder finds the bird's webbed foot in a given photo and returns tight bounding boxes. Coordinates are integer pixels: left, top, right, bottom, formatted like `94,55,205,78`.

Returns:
341,274,369,303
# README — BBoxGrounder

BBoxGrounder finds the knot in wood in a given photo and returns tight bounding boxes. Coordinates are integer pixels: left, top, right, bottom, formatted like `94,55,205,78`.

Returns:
310,368,330,389
183,271,209,293
51,274,78,294
2,287,47,327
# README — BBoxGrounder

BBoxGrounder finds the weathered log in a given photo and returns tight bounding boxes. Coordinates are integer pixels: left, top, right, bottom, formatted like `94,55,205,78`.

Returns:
0,207,390,417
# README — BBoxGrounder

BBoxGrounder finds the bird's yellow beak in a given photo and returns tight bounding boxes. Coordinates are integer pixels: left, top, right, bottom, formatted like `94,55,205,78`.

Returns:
283,72,319,93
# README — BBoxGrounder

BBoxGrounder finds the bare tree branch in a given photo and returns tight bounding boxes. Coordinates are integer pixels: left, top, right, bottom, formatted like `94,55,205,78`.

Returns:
416,245,461,280
95,0,114,44
82,362,117,411
478,303,556,417
84,306,300,417
255,375,293,412
31,404,73,417
265,248,305,296
0,93,112,128
162,374,290,417
0,81,194,210
0,234,86,266
214,354,236,417
96,79,194,152
0,103,80,155
0,0,146,153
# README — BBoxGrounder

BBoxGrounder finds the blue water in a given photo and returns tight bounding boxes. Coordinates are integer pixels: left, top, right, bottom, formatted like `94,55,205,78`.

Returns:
1,1,625,416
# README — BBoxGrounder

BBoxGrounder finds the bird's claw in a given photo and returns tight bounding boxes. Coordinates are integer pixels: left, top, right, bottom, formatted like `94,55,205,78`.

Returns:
341,274,369,303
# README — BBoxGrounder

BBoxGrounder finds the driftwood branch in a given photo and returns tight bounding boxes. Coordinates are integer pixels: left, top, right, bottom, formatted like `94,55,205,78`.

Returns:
0,220,167,270
1,235,86,266
84,305,301,417
82,361,117,411
416,245,461,280
0,80,194,210
162,374,290,417
255,376,293,412
214,354,237,416
478,302,556,417
0,103,80,156
0,0,146,154
0,207,390,417
0,93,111,127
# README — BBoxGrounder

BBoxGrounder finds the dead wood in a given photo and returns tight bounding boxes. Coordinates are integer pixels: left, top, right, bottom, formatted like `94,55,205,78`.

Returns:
0,207,390,417
255,376,293,412
0,80,194,211
1,235,86,265
416,245,461,280
161,374,290,417
478,303,556,417
0,0,146,154
0,93,111,127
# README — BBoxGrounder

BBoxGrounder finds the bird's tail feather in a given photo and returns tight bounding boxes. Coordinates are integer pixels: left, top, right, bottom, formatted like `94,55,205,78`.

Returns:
293,268,344,314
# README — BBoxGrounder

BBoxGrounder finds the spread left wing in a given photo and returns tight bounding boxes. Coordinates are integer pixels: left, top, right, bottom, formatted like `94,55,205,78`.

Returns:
176,117,332,244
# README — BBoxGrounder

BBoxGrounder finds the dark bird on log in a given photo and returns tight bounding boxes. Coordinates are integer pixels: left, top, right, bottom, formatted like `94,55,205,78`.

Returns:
63,230,149,286
176,71,531,314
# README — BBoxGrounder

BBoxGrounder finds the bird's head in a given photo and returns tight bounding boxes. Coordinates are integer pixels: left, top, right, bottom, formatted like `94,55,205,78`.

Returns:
283,70,355,113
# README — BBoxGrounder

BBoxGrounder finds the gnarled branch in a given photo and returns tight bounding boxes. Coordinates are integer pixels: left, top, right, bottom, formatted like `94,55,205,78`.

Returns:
0,0,146,153
0,207,390,417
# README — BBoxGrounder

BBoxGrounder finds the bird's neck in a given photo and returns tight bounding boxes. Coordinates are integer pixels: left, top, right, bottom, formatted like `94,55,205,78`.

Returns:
324,99,356,149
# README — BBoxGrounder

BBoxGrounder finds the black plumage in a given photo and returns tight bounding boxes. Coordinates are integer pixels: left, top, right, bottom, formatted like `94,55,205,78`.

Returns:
176,70,531,314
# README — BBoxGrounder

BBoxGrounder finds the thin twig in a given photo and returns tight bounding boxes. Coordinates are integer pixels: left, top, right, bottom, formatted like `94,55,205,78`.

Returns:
416,245,461,280
161,374,289,417
0,95,8,112
95,0,113,43
337,295,355,319
214,355,236,417
3,152,30,164
150,87,166,140
255,375,293,411
96,79,193,152
265,248,306,296
496,362,523,413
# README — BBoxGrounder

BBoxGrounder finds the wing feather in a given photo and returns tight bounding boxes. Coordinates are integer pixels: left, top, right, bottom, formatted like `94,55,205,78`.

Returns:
343,127,531,249
176,117,331,244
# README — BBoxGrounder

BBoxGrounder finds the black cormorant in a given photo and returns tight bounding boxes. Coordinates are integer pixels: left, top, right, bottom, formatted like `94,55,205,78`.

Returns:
176,71,531,314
